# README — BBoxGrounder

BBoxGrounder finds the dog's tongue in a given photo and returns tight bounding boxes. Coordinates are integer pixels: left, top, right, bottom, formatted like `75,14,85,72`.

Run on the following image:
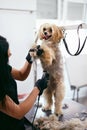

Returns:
43,35,49,40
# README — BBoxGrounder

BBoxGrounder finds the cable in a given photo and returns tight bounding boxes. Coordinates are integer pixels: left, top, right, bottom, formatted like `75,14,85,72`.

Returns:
32,95,40,130
31,71,49,129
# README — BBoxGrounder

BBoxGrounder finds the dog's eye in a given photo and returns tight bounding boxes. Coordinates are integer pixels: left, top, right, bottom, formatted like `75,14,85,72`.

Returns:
49,28,52,32
43,28,46,31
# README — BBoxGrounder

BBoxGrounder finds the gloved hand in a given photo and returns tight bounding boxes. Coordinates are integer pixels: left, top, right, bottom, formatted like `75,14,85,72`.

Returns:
26,51,33,64
36,45,44,56
35,72,49,96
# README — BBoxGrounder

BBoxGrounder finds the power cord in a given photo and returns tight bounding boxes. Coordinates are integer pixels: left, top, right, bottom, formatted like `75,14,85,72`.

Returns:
32,95,40,130
32,71,49,130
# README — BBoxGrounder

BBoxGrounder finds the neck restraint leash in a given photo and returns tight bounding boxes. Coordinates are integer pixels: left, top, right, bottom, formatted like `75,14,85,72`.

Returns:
63,23,87,56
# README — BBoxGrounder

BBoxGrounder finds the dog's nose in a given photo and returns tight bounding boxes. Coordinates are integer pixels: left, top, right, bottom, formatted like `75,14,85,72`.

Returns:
44,32,47,35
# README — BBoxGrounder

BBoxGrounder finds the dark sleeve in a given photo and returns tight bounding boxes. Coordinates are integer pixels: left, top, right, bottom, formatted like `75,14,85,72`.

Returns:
0,87,6,101
8,64,12,72
0,64,12,101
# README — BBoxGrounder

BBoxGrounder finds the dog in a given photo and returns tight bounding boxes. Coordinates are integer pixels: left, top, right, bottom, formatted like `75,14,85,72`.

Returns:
30,23,65,116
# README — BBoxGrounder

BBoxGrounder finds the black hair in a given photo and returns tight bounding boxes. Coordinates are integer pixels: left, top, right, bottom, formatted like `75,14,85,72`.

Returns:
0,35,10,88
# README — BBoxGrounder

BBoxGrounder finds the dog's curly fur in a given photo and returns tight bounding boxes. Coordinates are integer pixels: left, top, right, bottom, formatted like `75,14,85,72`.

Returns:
34,115,87,130
30,23,65,115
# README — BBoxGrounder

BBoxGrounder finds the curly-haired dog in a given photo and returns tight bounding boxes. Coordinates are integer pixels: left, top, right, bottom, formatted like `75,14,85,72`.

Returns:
30,23,65,115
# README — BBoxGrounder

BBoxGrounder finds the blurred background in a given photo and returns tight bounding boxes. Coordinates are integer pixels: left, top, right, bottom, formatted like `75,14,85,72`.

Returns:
0,0,87,101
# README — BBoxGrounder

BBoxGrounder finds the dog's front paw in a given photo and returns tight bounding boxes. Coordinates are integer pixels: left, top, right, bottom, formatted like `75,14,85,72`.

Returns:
29,45,44,58
29,48,37,57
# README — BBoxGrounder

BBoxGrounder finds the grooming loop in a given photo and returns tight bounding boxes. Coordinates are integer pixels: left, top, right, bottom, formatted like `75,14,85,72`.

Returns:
61,23,87,56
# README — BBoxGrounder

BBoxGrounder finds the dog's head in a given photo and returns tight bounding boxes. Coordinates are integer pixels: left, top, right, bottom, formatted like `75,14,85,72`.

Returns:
38,23,63,43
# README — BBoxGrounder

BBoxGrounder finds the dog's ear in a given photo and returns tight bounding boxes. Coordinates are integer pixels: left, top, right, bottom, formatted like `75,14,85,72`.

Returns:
56,27,64,42
38,24,44,40
52,25,64,43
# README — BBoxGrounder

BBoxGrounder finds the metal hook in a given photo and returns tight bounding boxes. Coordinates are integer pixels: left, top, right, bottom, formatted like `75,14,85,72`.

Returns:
62,28,67,39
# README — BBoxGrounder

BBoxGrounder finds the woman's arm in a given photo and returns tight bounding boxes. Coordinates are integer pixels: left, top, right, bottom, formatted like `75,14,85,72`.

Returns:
0,73,48,120
11,61,32,81
0,87,39,119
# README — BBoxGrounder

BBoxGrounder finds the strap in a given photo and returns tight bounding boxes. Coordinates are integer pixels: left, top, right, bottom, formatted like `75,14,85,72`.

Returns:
63,24,87,56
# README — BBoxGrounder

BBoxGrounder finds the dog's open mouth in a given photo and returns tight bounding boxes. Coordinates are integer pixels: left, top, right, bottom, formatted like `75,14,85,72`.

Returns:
43,35,52,40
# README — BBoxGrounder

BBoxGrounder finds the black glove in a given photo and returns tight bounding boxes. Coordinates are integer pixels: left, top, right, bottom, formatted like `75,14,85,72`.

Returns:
36,45,44,56
35,72,49,96
26,51,33,64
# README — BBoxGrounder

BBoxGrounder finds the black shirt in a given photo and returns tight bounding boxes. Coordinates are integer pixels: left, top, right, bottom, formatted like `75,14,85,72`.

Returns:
0,65,25,130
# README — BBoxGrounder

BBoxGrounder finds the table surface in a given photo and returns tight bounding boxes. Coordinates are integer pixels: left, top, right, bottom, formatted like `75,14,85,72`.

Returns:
25,98,87,129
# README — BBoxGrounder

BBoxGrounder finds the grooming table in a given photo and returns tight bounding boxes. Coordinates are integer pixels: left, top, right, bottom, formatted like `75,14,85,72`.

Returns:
24,99,87,130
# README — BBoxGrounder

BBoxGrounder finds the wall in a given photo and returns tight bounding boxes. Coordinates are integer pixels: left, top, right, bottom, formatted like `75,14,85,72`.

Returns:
0,0,36,11
0,0,36,94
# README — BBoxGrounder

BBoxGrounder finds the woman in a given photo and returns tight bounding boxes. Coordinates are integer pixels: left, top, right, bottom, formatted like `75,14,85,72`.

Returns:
0,35,48,130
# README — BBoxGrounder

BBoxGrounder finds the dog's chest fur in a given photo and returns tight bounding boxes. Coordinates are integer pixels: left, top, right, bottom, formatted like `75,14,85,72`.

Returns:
40,42,63,79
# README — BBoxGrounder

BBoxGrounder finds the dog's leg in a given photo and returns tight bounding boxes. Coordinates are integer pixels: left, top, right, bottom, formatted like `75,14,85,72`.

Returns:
54,81,65,116
42,88,53,111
